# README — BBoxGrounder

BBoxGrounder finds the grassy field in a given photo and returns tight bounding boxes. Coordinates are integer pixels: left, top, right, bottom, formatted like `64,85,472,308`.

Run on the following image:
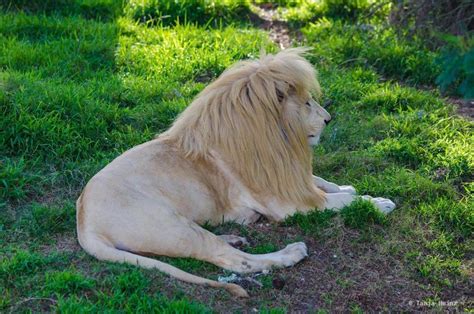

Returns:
1,0,472,312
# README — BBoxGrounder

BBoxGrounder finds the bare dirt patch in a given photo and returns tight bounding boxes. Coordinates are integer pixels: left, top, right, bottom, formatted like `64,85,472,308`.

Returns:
250,4,302,49
450,98,474,120
39,234,81,255
138,218,472,312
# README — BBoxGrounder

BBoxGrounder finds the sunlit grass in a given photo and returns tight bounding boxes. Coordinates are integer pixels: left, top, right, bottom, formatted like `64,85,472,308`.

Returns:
0,1,272,311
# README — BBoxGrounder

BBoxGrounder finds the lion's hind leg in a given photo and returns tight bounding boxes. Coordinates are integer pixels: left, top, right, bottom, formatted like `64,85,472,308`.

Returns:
218,234,249,248
78,231,249,297
78,198,306,296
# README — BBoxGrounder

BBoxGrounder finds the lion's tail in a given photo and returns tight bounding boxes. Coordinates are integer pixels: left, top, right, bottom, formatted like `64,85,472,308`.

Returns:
78,232,248,298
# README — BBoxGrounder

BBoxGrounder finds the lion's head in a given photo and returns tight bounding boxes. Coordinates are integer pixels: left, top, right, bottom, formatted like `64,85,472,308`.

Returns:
161,48,328,208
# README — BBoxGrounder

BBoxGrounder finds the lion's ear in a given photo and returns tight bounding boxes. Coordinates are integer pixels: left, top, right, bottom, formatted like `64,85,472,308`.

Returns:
275,81,291,104
276,88,285,103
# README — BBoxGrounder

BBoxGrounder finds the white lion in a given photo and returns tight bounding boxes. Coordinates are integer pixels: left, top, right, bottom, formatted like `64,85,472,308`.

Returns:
77,48,395,297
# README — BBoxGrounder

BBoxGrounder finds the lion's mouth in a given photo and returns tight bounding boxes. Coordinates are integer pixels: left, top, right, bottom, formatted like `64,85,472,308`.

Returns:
308,135,315,138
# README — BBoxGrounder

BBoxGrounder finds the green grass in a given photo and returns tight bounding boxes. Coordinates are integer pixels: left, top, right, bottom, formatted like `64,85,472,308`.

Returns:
1,0,473,312
15,203,76,238
0,3,273,203
283,209,337,236
339,199,387,230
247,243,280,254
298,10,473,303
303,18,440,88
125,0,254,27
283,198,386,235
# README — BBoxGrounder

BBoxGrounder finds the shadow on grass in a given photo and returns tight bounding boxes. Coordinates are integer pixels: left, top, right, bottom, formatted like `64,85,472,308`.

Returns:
1,0,124,21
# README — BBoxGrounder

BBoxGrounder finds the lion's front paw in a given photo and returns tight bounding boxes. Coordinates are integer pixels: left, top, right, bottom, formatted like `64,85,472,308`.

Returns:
278,242,308,267
338,185,356,195
362,195,396,214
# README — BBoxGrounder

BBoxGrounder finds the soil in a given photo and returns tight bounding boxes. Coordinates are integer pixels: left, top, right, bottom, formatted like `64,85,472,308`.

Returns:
450,98,474,120
45,217,471,312
250,3,302,49
189,220,472,312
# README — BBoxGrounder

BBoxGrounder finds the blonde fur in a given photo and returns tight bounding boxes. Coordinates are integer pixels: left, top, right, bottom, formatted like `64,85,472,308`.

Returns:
161,48,325,208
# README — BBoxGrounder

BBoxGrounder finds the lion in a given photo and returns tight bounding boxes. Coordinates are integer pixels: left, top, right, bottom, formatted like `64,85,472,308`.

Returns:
76,48,395,297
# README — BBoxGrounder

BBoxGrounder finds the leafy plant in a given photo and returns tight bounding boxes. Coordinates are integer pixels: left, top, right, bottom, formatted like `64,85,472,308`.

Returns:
436,34,474,99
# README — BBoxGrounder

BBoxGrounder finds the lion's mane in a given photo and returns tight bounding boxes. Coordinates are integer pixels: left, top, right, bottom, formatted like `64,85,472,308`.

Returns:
161,48,325,209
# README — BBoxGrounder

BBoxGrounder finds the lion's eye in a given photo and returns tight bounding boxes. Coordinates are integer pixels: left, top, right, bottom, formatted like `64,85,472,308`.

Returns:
305,101,311,107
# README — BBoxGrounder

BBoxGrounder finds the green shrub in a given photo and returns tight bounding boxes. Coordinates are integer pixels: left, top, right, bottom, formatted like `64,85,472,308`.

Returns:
389,0,473,43
436,35,474,99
